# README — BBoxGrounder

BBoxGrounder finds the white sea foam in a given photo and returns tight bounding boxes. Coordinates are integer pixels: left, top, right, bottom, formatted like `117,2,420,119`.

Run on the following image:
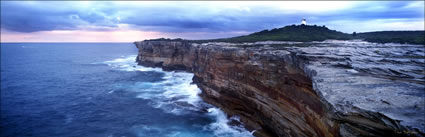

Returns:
103,55,254,137
102,55,162,72
206,108,254,137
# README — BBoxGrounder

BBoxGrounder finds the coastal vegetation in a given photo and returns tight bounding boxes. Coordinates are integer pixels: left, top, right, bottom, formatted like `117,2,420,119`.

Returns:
194,25,351,43
356,31,425,45
149,25,425,45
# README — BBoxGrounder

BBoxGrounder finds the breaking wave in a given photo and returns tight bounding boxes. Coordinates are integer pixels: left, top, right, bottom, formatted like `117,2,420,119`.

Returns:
102,55,254,137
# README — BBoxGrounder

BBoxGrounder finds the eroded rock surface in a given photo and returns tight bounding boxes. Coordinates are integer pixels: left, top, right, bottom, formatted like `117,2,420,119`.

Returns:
134,40,424,137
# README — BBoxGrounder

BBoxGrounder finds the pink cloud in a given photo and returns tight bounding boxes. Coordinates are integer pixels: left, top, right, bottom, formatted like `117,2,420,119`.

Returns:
0,29,251,42
1,29,166,42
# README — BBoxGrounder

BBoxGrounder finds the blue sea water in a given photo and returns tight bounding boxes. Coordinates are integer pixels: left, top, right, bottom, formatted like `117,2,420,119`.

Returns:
0,43,253,137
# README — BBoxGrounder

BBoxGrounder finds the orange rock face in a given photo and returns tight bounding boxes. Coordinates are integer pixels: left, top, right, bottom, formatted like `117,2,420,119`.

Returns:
135,40,423,137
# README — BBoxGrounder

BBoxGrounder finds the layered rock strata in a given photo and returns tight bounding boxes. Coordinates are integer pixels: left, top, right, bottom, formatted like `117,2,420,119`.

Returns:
134,40,424,137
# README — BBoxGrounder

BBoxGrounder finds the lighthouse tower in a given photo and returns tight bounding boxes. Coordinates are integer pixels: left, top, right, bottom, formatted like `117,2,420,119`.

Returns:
301,18,307,25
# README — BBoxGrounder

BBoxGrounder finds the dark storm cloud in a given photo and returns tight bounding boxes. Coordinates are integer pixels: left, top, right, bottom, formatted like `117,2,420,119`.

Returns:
1,2,79,32
320,1,423,21
1,1,118,32
1,1,423,33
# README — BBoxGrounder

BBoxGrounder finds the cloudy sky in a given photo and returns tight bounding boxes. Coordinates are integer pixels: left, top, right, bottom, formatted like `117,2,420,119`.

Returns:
1,1,424,42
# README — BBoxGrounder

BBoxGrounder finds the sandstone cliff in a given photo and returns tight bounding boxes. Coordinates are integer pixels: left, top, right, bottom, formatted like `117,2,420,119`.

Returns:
134,40,424,137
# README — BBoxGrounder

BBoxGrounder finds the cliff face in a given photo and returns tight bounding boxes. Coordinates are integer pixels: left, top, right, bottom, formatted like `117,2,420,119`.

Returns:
134,40,424,137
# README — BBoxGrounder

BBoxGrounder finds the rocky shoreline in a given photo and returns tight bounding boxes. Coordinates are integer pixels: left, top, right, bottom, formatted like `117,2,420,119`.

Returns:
134,40,424,137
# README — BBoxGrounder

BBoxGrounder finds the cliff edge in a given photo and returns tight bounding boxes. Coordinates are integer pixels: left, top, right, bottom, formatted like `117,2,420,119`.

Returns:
134,40,424,137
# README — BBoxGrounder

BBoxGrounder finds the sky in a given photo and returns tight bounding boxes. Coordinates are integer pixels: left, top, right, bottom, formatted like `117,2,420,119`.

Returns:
1,1,424,42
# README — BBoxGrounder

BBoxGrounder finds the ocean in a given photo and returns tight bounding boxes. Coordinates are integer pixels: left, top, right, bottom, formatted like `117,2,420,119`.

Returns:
0,43,253,137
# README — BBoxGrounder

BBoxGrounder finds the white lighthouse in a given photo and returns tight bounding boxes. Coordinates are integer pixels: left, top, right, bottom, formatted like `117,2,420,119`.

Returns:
301,18,307,25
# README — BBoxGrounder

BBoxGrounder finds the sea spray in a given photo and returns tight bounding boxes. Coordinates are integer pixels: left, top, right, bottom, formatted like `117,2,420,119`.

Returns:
103,55,254,137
